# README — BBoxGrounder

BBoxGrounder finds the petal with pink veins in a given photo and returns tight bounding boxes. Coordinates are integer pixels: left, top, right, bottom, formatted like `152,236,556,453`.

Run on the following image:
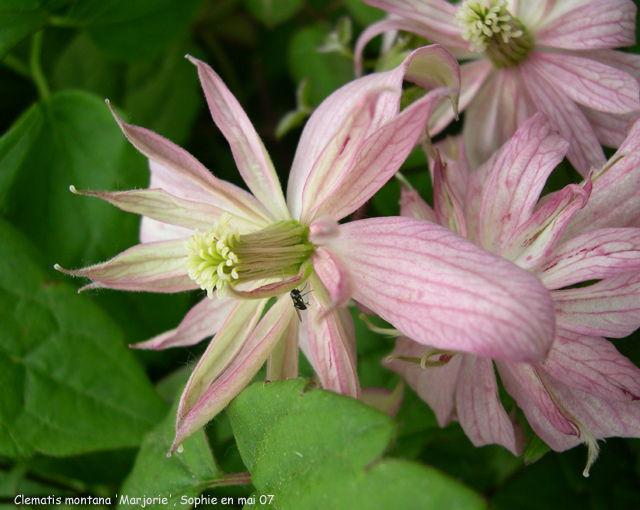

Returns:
433,153,467,236
503,181,591,269
478,113,569,254
132,295,238,350
400,187,436,223
579,106,636,148
456,355,519,454
172,296,294,451
553,273,640,338
527,52,640,115
306,273,359,398
337,217,555,362
534,0,637,50
312,247,353,312
139,216,192,243
385,337,462,427
520,62,606,176
107,102,270,225
542,330,640,401
54,240,195,293
188,56,289,222
537,228,640,290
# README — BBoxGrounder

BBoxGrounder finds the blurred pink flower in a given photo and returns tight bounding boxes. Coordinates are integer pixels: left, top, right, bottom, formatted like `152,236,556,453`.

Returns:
56,47,554,451
388,112,640,475
357,0,640,173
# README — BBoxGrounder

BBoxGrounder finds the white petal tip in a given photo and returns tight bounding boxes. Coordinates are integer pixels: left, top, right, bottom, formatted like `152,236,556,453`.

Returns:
53,263,63,271
69,185,78,193
105,98,110,106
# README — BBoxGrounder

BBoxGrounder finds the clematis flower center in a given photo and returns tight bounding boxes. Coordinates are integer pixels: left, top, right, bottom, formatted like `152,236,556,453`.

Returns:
456,0,532,68
184,213,314,298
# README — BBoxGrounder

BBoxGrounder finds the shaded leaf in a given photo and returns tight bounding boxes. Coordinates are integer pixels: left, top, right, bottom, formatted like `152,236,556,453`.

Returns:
0,219,167,458
243,0,305,28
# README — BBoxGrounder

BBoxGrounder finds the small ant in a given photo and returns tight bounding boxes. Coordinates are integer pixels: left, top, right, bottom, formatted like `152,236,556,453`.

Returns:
290,284,312,322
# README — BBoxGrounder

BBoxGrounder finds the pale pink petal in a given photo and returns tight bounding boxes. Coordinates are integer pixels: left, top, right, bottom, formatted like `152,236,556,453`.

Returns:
513,0,555,29
299,91,381,222
107,103,270,225
586,48,640,83
335,217,555,362
553,273,640,338
497,361,581,452
535,0,636,50
542,330,640,401
537,227,640,289
520,62,606,176
267,316,299,381
362,0,463,41
288,45,459,219
563,119,640,236
131,295,237,350
355,17,471,76
54,240,195,293
70,187,255,235
433,153,467,236
360,383,405,417
172,296,294,451
311,83,458,221
542,375,640,444
429,60,493,137
498,362,579,436
503,181,591,269
385,337,462,427
527,52,640,114
148,159,267,220
312,247,353,312
400,187,436,222
579,107,636,148
456,356,519,454
140,216,192,243
188,56,289,222
431,135,470,204
478,113,569,254
306,274,359,398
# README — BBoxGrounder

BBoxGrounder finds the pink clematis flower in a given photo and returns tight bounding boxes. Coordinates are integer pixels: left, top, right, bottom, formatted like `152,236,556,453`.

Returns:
387,112,640,475
356,0,640,174
56,47,555,452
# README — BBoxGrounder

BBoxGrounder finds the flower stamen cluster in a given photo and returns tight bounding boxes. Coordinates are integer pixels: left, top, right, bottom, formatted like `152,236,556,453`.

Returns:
184,213,314,298
456,0,531,67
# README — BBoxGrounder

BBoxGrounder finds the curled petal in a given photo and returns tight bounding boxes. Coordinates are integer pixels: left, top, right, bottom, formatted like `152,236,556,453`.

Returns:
172,296,293,451
542,331,640,401
433,153,467,237
267,317,299,381
54,240,195,293
337,217,555,362
306,274,359,398
226,260,314,300
553,273,640,338
456,356,519,454
537,228,640,290
132,295,237,350
312,247,353,315
187,56,289,222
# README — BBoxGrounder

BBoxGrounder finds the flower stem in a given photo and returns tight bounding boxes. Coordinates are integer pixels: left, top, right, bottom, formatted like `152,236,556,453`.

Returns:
30,30,50,102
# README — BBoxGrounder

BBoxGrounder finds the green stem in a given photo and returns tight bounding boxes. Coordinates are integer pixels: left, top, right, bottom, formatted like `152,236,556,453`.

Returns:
2,54,31,79
205,472,252,488
30,30,50,101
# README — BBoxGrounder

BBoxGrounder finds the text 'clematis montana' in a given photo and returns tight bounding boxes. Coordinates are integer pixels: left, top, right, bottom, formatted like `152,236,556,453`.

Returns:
388,112,640,476
56,46,553,453
356,0,640,173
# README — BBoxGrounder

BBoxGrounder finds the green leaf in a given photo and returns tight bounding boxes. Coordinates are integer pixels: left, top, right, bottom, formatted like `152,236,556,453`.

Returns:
243,0,305,28
228,379,487,510
0,103,44,210
3,90,147,272
0,219,167,458
288,25,354,106
524,434,551,465
82,0,202,62
0,10,49,60
118,379,226,510
344,0,385,27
